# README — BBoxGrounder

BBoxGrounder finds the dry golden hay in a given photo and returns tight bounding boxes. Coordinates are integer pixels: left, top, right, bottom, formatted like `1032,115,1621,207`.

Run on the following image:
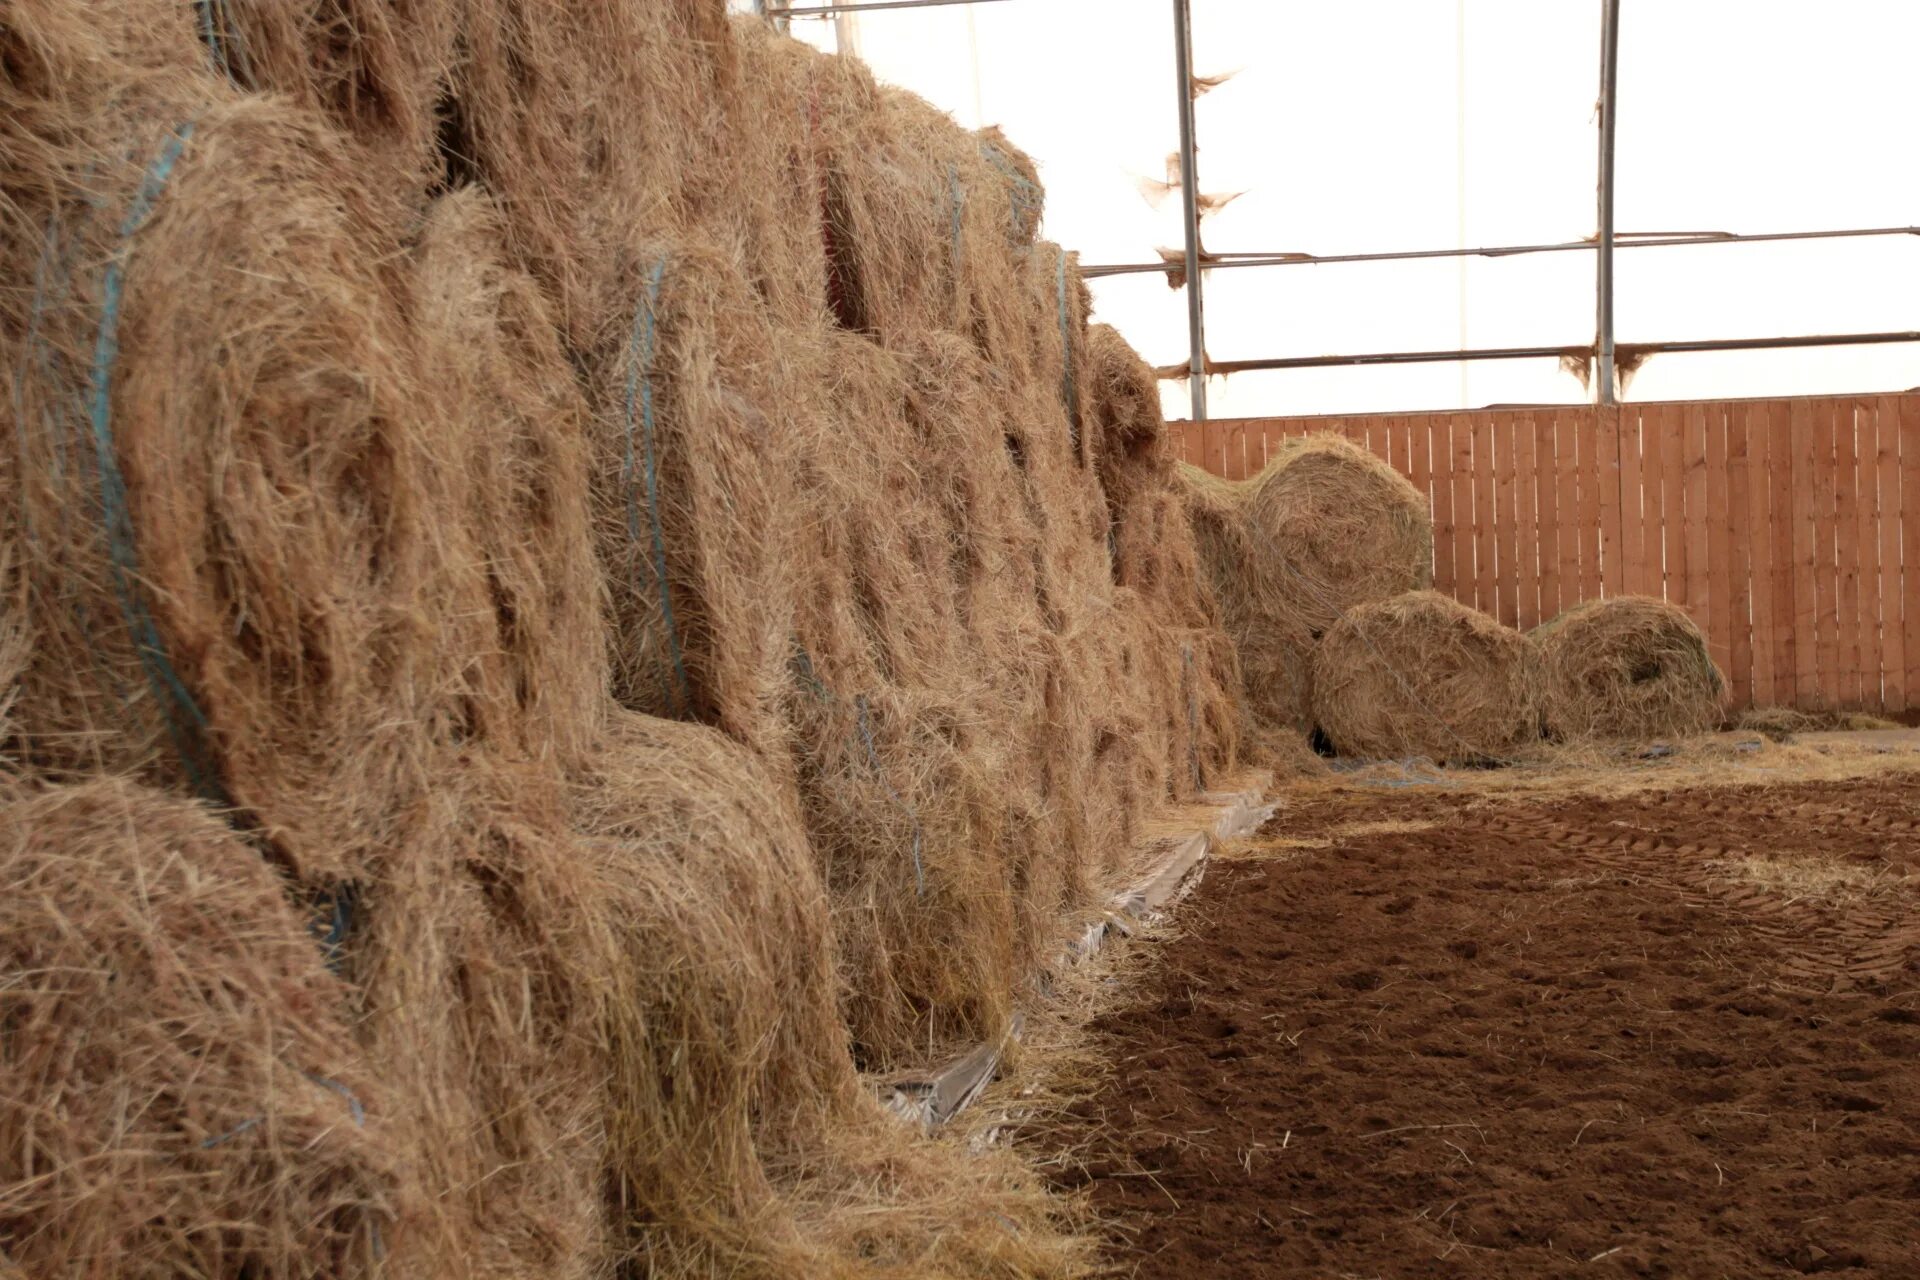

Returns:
414,188,608,770
1736,706,1897,741
722,23,1046,346
346,754,612,1279
0,776,407,1279
1310,590,1542,764
1240,432,1433,641
1086,322,1172,515
581,234,801,767
1534,595,1727,742
572,711,1087,1275
0,90,486,883
449,0,736,341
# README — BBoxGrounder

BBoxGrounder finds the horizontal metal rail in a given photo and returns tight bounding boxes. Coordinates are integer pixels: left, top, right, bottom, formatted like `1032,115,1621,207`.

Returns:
770,0,1009,15
1084,225,1920,280
1170,330,1920,378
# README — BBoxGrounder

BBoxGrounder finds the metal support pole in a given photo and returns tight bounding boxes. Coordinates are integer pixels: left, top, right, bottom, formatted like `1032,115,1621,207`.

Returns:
1171,0,1207,421
1595,0,1621,405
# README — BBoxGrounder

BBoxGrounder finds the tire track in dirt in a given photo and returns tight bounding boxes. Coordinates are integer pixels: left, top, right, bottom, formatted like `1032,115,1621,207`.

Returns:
1474,804,1920,990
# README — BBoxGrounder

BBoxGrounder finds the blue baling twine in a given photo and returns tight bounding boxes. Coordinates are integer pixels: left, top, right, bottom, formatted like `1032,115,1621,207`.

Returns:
855,693,926,897
622,259,694,715
1056,249,1079,454
194,0,252,85
201,1073,366,1150
82,123,359,971
87,122,229,806
947,164,965,269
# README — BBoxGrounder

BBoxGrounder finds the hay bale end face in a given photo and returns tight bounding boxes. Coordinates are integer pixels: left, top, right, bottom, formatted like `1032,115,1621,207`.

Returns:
1534,595,1726,741
1310,591,1541,764
1241,433,1433,640
0,778,407,1279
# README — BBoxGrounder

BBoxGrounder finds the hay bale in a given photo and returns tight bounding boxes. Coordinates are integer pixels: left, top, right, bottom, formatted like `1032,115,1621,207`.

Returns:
448,0,736,340
1,90,474,882
346,756,612,1279
414,189,607,769
1179,436,1431,735
0,776,407,1278
1310,591,1541,764
1534,596,1726,741
574,710,1087,1275
1087,322,1170,515
581,235,800,766
1241,432,1433,641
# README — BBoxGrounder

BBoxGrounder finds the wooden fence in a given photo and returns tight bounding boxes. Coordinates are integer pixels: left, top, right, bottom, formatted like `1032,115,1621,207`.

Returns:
1171,393,1920,715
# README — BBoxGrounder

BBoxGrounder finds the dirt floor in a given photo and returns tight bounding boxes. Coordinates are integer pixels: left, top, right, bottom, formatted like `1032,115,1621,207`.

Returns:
1050,764,1920,1278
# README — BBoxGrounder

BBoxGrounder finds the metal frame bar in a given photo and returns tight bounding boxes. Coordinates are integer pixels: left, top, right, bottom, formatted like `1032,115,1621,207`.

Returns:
770,0,1009,15
1079,226,1920,279
1172,330,1920,378
1171,0,1207,421
1595,0,1621,403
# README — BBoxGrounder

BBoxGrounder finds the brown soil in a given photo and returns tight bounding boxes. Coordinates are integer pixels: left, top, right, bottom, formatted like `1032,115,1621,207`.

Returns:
1053,778,1920,1278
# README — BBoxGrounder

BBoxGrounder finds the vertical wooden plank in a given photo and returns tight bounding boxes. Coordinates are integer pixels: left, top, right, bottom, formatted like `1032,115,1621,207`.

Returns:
1704,402,1732,686
1599,407,1625,599
1812,400,1840,710
1769,401,1797,707
1854,399,1883,713
1640,405,1667,602
1683,402,1712,644
1405,416,1436,587
1876,396,1906,713
1494,415,1519,627
1556,409,1582,612
1789,399,1819,708
1452,414,1478,612
1902,396,1920,703
1659,404,1689,612
1430,415,1456,598
1743,401,1775,711
1616,406,1645,597
1366,415,1390,466
1514,411,1540,630
1834,400,1863,708
1536,411,1561,623
1473,413,1498,617
1726,403,1753,710
1180,419,1202,468
1577,408,1601,605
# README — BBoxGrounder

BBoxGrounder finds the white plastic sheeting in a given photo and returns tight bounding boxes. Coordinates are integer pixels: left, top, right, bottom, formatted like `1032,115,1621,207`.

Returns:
789,0,1919,418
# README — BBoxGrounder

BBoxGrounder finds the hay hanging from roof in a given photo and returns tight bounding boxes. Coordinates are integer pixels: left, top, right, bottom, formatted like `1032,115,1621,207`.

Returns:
1310,591,1542,764
0,776,408,1279
1534,595,1726,741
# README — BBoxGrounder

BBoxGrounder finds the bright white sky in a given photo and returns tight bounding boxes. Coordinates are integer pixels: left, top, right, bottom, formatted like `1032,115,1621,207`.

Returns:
789,1,1920,421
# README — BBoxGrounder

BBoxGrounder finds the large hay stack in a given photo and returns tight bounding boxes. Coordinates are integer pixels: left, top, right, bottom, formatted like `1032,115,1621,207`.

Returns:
2,2,1236,1273
1534,596,1726,741
1310,591,1541,764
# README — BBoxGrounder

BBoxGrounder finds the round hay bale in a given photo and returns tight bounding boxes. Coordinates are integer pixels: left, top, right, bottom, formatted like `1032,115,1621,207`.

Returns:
1533,595,1726,741
583,236,800,766
414,188,607,771
0,776,406,1278
1310,591,1541,764
1,91,472,883
1241,432,1433,640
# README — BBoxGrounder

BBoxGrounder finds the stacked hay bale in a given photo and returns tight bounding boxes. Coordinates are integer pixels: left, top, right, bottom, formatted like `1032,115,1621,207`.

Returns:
1310,591,1541,764
2,4,1230,1274
1534,596,1726,741
1177,434,1430,760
